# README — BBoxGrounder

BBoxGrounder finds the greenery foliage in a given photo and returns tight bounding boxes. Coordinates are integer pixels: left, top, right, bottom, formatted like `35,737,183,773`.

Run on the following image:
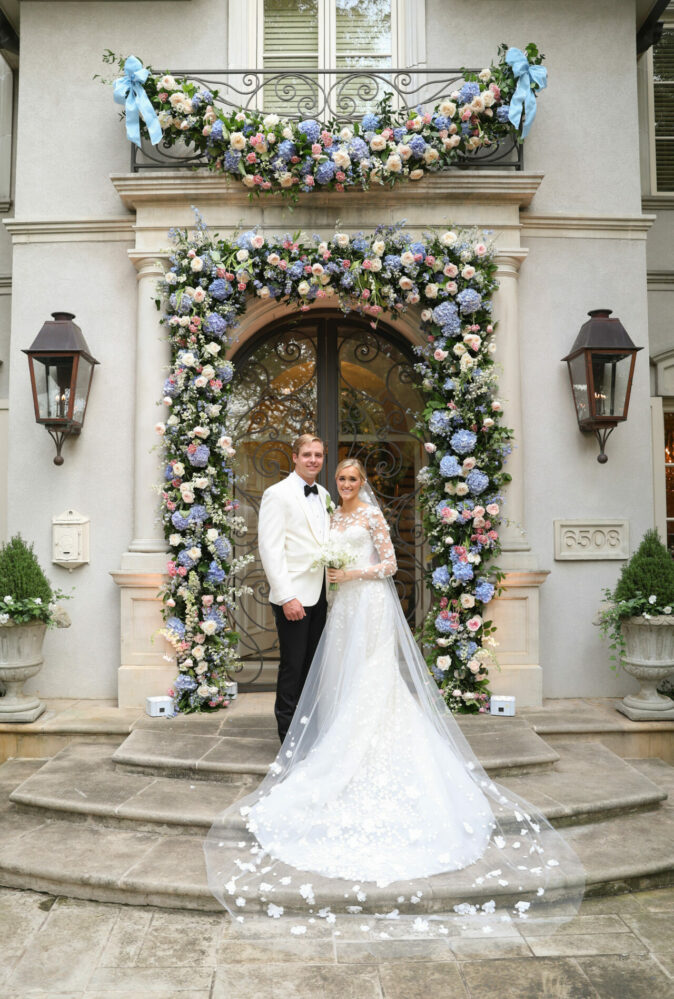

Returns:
598,529,674,668
0,535,57,626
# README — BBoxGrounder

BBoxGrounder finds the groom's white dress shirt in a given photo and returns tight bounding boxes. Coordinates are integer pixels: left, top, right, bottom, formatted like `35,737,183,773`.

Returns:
258,471,331,607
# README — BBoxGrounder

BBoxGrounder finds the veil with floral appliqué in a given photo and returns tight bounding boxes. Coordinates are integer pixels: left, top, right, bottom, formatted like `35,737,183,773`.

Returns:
203,476,585,937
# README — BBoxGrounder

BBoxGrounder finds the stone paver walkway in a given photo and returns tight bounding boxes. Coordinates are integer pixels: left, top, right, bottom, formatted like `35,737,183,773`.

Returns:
0,885,672,998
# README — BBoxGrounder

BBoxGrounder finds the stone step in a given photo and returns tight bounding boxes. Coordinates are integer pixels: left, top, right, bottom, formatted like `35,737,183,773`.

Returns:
0,780,672,914
8,740,667,837
112,713,560,779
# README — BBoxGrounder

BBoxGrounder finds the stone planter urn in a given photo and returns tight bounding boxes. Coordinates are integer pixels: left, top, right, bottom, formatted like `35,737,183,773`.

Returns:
617,616,674,721
0,620,48,722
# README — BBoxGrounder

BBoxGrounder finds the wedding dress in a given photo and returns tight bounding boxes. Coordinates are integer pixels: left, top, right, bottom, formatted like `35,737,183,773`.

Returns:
204,490,585,933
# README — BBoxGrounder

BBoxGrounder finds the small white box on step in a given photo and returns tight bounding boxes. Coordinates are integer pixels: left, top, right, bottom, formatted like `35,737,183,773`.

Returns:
490,695,516,716
146,695,174,717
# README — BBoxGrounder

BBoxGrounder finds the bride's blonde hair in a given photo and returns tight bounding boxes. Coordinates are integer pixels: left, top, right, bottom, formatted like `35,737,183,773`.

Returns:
334,458,367,504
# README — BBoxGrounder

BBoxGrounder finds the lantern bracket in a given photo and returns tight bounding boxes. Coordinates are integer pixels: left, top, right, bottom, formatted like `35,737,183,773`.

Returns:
593,426,615,464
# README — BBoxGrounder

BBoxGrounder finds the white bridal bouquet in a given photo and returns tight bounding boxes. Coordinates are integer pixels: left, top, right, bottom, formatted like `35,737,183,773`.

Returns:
312,541,356,592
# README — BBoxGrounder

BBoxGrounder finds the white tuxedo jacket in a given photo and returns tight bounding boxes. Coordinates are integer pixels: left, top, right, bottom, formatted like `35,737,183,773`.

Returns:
258,475,331,606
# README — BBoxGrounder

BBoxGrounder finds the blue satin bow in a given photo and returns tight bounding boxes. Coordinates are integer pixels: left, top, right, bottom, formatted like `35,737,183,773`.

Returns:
113,55,162,148
505,47,547,138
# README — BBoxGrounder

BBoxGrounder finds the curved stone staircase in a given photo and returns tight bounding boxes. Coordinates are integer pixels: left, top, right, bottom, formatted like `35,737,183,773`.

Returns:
0,699,672,913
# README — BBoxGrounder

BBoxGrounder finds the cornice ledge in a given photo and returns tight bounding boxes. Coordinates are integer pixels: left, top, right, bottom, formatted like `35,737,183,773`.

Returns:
110,170,545,210
642,195,674,211
648,271,674,286
4,217,135,243
520,212,655,236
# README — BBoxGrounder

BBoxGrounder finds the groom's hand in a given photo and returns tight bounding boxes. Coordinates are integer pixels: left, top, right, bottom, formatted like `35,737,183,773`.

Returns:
282,598,306,621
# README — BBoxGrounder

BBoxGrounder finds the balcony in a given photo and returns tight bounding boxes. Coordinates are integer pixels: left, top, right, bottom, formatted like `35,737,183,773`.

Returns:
129,66,523,173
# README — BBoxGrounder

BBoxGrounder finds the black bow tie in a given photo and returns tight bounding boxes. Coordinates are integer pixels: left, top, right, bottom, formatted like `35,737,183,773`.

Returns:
304,483,318,497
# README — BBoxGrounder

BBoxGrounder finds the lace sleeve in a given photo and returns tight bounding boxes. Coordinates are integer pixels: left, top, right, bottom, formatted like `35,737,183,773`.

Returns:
351,508,397,579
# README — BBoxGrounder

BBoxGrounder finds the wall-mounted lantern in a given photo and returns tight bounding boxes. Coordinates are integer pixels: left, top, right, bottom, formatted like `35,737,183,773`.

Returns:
23,312,99,465
562,309,642,463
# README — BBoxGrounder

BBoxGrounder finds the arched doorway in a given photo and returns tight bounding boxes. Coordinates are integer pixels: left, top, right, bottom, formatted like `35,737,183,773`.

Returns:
228,312,427,686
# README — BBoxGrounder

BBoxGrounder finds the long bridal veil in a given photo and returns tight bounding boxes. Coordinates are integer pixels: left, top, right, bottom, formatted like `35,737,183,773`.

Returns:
204,485,585,936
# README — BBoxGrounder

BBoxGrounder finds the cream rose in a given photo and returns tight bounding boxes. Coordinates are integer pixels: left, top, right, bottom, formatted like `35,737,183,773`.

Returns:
230,132,246,150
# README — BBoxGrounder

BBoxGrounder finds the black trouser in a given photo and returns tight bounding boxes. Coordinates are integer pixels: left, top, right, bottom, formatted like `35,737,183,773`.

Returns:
272,583,327,742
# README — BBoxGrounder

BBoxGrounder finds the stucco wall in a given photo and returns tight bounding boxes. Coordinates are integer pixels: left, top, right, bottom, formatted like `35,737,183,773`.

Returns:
5,0,656,700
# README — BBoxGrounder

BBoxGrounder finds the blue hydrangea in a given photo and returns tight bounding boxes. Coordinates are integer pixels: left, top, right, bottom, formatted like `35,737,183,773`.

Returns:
432,301,461,335
315,159,336,184
205,561,226,584
361,112,379,131
435,499,450,517
165,465,174,481
235,231,256,250
174,674,198,693
496,104,511,123
428,409,453,436
458,81,481,105
210,120,224,142
204,609,226,632
475,579,495,604
348,137,369,161
393,127,406,142
223,150,241,172
214,535,232,561
298,119,321,143
433,114,451,131
432,565,451,587
450,429,477,455
278,139,297,161
188,505,208,524
188,445,210,468
410,241,426,256
439,454,463,478
457,640,479,661
201,89,213,103
461,121,472,137
171,511,190,531
457,288,483,315
452,560,474,583
178,548,199,569
203,313,227,338
165,616,185,638
384,254,402,273
466,469,489,495
431,664,446,680
435,614,457,634
340,272,354,289
409,134,427,158
287,260,305,279
170,293,192,315
443,378,455,392
163,378,179,398
208,279,232,302
218,361,234,383
352,236,369,253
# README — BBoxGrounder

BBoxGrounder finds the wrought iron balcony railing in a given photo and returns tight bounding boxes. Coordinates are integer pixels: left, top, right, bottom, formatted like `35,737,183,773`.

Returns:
130,66,523,173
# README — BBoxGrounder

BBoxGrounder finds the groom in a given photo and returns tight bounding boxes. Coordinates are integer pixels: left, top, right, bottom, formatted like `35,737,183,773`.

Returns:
258,434,331,742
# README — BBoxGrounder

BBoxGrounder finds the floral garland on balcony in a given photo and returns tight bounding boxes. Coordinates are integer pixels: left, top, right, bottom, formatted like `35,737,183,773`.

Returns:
157,213,512,713
106,43,545,201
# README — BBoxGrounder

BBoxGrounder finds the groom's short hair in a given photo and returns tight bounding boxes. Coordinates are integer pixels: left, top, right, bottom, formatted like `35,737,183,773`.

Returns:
292,433,325,455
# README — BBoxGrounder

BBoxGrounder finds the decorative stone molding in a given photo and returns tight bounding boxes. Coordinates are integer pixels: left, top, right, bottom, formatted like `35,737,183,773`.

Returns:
652,348,674,396
488,570,550,708
520,213,655,239
110,568,174,709
642,195,674,211
4,217,135,244
553,519,629,561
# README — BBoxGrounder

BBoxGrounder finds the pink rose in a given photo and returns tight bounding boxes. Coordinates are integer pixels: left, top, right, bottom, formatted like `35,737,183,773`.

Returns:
466,615,483,632
424,442,437,453
486,503,499,516
305,175,315,187
434,348,448,361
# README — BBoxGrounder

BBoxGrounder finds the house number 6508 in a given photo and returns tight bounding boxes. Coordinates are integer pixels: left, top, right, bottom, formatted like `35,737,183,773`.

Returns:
554,520,628,560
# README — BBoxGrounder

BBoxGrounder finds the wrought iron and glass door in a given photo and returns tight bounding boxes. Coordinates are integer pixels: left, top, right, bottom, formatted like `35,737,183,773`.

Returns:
228,314,427,685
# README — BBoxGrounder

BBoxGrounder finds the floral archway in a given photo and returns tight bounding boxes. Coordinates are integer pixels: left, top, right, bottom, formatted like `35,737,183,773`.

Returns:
157,215,513,714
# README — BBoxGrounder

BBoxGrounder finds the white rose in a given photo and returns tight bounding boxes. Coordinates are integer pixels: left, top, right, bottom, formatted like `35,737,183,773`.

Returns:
194,476,209,489
190,257,203,272
193,288,206,304
167,415,179,426
368,257,382,272
279,173,294,188
236,249,249,262
439,100,456,117
197,684,210,698
258,286,270,298
298,280,310,296
230,132,246,150
460,353,475,371
195,662,208,675
165,272,177,285
205,342,221,355
441,231,458,247
455,482,469,496
437,638,450,647
385,153,402,172
263,113,279,128
154,422,166,436
242,174,256,188
332,149,351,169
437,656,451,670
193,645,205,660
201,619,217,635
206,528,219,541
282,125,293,139
193,426,210,439
423,147,440,164
194,376,208,389
187,546,202,561
340,126,353,141
178,316,190,328
424,283,439,299
180,487,195,504
169,533,181,546
169,92,186,109
479,68,491,82
251,234,265,249
218,435,233,449
397,143,413,161
460,593,476,609
400,251,415,267
453,343,467,356
181,352,196,368
172,461,185,477
399,276,413,291
334,232,350,248
159,75,177,92
409,169,424,180
442,135,461,151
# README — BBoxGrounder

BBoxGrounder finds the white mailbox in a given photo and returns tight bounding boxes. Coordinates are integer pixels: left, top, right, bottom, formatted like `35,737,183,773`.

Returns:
52,509,90,570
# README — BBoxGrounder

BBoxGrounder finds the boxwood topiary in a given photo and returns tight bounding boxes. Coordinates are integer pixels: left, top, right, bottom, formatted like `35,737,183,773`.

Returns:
0,535,52,606
613,528,674,606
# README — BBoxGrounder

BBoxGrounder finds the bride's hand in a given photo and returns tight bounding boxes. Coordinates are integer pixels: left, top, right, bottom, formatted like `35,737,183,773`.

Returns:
326,568,349,583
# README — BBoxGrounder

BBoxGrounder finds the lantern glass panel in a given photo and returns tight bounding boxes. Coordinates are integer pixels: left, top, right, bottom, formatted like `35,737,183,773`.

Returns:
590,351,631,419
72,356,93,426
568,353,589,424
33,355,74,421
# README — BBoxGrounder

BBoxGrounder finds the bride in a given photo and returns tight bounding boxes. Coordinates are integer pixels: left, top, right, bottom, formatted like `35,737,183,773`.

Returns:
204,459,585,931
